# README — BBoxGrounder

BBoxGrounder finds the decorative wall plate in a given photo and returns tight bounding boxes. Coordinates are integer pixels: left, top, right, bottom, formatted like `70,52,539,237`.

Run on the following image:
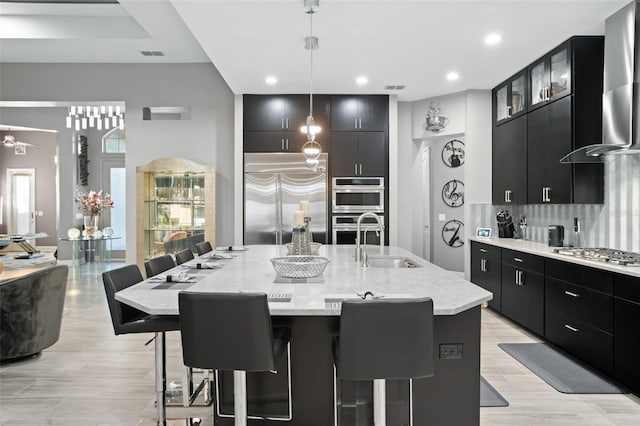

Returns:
442,220,464,248
67,228,81,240
441,139,465,168
442,180,464,207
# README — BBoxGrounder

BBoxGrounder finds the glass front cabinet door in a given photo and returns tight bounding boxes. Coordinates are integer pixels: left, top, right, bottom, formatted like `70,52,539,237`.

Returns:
136,158,215,267
529,41,571,110
494,71,527,125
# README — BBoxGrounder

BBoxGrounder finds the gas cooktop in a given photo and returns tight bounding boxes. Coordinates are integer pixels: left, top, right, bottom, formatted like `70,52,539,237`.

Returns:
553,247,640,267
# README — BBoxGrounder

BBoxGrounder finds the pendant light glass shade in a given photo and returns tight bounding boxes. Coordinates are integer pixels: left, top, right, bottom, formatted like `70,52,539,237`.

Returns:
65,104,125,132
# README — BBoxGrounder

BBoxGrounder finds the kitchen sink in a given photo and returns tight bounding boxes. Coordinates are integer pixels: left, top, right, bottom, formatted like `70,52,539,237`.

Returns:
366,255,421,268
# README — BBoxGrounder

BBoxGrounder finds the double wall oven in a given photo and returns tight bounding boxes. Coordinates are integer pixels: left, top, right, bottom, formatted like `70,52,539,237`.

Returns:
331,177,385,244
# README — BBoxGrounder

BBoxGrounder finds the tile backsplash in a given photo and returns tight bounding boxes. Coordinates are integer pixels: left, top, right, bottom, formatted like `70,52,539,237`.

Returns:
469,154,639,252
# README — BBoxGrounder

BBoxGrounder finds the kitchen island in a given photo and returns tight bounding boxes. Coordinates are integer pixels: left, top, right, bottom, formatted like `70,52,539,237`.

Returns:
117,245,492,425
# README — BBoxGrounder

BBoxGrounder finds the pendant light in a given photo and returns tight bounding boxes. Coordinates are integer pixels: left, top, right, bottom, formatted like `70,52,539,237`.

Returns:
301,0,321,164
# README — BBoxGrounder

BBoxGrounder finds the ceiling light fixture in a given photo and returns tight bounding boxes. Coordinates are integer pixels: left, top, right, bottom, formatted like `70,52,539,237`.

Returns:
446,72,460,81
356,75,368,86
65,104,125,131
484,33,502,45
265,75,278,85
301,0,322,168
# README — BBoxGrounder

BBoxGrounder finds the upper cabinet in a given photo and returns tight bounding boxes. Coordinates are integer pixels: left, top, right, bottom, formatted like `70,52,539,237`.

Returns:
491,36,605,205
331,95,388,132
528,41,572,111
493,71,527,125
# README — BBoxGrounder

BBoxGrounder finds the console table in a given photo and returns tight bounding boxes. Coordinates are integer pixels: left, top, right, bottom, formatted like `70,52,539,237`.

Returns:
60,237,121,264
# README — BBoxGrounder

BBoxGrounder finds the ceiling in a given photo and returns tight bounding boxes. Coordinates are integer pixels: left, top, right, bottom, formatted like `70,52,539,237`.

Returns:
0,0,628,101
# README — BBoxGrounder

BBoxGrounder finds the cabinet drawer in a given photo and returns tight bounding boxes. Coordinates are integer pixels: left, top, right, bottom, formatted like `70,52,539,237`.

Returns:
614,274,640,304
471,241,500,261
614,297,640,394
502,249,544,273
545,310,613,376
546,259,612,295
546,277,612,333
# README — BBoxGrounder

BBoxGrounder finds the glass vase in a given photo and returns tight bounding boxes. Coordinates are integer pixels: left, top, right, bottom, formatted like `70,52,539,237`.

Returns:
84,215,99,237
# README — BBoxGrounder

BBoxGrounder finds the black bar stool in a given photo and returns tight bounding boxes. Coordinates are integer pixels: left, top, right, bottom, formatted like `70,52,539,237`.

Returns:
102,264,180,424
179,292,292,426
195,241,213,256
334,298,434,426
145,254,176,278
175,248,195,265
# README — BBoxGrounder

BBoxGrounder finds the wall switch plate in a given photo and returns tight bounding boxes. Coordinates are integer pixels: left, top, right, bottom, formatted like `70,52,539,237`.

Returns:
75,213,84,219
438,213,446,222
439,343,463,360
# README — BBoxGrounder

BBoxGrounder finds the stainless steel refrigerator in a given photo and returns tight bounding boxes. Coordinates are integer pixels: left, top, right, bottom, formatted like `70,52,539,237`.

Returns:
244,153,328,245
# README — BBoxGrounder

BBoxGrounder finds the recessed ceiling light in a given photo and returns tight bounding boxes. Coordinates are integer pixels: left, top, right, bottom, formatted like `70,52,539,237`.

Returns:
356,75,368,86
446,72,459,81
485,33,502,45
265,75,278,85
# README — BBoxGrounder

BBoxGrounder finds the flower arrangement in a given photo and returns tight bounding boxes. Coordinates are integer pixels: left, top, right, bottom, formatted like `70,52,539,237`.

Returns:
75,190,114,216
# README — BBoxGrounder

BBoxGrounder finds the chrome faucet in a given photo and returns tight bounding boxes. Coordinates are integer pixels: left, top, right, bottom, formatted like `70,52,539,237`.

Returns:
355,212,385,266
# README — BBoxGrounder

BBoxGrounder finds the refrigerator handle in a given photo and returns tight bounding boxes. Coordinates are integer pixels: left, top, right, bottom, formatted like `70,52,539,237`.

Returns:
276,174,282,246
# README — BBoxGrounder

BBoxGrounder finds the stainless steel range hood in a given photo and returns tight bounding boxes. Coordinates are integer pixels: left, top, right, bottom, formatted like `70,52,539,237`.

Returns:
561,0,640,163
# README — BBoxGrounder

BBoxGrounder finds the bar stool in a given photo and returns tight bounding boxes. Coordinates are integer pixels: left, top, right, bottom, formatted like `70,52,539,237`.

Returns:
179,292,292,426
145,254,176,278
175,248,195,265
195,241,213,256
333,298,434,426
102,264,180,424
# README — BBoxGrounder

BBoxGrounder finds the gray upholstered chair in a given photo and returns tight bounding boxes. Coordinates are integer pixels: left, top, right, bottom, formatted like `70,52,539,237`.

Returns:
144,254,176,278
0,265,69,361
179,292,291,425
195,241,213,256
175,248,195,266
334,298,434,426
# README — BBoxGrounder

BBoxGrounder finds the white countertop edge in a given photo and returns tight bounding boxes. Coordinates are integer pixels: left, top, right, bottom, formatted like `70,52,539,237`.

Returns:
469,237,640,278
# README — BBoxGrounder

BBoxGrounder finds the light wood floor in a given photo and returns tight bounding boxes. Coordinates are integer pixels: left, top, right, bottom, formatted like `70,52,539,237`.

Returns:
1,261,639,425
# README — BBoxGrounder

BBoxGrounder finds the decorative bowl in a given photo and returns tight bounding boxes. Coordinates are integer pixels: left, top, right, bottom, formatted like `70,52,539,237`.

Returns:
0,236,10,249
67,228,81,240
270,256,329,279
285,242,321,256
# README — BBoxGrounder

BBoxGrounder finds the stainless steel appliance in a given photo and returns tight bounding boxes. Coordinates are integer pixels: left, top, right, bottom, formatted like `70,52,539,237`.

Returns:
332,177,384,213
548,225,565,247
332,214,384,245
244,153,327,245
553,247,640,266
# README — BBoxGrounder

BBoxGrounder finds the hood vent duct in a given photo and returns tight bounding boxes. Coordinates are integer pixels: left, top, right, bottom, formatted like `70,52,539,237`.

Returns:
561,0,640,163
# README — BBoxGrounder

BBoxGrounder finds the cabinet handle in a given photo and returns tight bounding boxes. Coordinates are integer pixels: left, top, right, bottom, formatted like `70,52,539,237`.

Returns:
286,139,289,150
359,164,362,175
480,248,487,253
515,270,524,285
506,106,512,118
547,187,551,202
514,257,523,263
282,118,285,130
355,118,358,129
285,118,289,129
354,164,358,175
564,324,579,333
564,290,580,298
281,138,285,150
359,118,362,129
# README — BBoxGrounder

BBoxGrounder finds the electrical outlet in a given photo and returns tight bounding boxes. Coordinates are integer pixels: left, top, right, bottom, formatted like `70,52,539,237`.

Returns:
438,213,446,222
439,343,463,360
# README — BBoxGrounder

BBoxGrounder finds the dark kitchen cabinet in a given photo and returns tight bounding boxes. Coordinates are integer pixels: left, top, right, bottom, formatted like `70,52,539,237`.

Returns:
544,260,613,375
243,95,330,153
331,131,386,177
500,250,544,336
492,115,527,204
470,242,502,311
528,40,572,111
614,274,640,395
331,96,388,132
493,71,527,125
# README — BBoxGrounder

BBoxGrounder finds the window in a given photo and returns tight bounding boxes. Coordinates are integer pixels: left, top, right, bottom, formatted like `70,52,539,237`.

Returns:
102,127,126,153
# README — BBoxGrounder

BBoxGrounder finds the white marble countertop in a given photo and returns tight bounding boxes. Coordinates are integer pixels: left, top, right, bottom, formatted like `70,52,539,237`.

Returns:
116,245,492,316
0,253,58,283
469,237,640,278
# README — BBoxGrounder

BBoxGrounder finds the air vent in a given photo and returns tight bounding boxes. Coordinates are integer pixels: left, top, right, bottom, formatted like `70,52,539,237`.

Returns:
140,51,165,57
384,85,406,90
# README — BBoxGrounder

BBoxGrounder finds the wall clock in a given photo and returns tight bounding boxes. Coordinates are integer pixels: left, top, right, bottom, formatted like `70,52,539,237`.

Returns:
441,139,465,168
442,219,464,248
442,179,464,207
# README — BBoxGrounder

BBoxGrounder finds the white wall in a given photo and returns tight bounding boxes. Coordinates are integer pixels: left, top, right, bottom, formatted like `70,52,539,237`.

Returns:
0,63,235,263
